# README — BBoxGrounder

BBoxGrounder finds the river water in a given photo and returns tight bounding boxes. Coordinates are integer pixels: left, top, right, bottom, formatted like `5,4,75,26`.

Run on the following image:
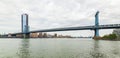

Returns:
0,38,120,58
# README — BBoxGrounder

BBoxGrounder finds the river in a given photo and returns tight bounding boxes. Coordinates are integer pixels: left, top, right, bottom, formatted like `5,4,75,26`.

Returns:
0,38,120,58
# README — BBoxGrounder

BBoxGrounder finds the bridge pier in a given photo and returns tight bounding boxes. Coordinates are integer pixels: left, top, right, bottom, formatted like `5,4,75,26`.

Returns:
23,33,30,38
94,11,99,37
94,29,99,37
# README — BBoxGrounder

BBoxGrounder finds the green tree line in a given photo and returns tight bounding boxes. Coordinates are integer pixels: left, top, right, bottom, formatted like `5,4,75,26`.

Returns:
102,34,117,40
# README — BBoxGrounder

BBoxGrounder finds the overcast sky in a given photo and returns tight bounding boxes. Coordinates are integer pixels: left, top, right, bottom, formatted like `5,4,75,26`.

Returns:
0,0,120,36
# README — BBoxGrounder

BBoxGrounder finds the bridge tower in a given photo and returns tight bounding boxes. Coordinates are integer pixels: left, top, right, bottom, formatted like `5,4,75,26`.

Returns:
94,11,99,37
21,14,29,38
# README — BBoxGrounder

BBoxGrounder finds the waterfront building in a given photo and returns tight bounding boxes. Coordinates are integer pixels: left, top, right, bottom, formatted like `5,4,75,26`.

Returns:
16,34,22,38
53,33,57,38
38,32,43,38
30,33,39,38
42,33,48,38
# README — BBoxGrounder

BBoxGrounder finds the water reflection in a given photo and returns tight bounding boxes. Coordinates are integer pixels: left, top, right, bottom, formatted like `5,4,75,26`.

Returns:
12,39,120,58
17,39,30,58
90,40,106,58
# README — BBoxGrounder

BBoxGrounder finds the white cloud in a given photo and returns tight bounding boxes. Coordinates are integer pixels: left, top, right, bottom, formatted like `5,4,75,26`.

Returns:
0,0,120,36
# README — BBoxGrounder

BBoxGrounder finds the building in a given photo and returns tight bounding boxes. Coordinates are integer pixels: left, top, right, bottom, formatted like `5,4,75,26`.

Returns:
42,33,48,38
16,34,22,38
53,33,57,38
38,32,43,38
30,33,39,38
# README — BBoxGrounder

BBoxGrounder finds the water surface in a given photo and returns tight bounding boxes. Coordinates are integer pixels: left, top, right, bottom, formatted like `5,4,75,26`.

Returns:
0,38,120,58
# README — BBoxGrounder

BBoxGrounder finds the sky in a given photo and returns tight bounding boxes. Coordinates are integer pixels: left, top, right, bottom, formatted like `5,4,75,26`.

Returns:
0,0,120,36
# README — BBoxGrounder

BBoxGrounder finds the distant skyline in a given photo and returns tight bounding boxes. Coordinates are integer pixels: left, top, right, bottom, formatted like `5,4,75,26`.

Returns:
0,0,120,36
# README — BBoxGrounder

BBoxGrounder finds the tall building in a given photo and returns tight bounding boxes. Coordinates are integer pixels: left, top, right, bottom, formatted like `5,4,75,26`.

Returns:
21,14,29,33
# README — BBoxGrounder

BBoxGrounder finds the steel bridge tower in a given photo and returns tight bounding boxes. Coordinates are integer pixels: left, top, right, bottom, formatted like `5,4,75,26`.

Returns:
21,14,29,38
94,11,99,37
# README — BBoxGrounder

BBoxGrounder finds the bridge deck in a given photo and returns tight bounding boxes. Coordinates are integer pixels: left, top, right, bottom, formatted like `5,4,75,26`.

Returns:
7,24,120,35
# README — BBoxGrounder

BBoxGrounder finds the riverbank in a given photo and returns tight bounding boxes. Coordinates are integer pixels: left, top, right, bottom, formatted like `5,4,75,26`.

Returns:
93,33,119,40
93,37,119,41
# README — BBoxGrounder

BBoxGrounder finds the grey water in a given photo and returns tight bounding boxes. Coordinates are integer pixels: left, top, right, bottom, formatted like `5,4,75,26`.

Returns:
0,38,120,58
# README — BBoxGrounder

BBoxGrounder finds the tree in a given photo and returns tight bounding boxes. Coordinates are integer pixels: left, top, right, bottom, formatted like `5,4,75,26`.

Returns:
102,34,117,40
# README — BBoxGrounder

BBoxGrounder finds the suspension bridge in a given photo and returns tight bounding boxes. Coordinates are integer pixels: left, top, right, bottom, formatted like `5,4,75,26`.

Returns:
2,11,120,38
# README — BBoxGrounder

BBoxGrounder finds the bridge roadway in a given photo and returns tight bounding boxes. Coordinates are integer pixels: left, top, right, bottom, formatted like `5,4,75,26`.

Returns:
8,24,120,35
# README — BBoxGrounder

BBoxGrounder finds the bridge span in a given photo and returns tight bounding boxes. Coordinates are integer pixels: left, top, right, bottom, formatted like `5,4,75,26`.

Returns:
30,24,120,33
2,11,120,38
5,24,120,36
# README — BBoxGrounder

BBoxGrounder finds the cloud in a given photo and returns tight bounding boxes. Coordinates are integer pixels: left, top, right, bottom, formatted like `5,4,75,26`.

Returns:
0,0,120,36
